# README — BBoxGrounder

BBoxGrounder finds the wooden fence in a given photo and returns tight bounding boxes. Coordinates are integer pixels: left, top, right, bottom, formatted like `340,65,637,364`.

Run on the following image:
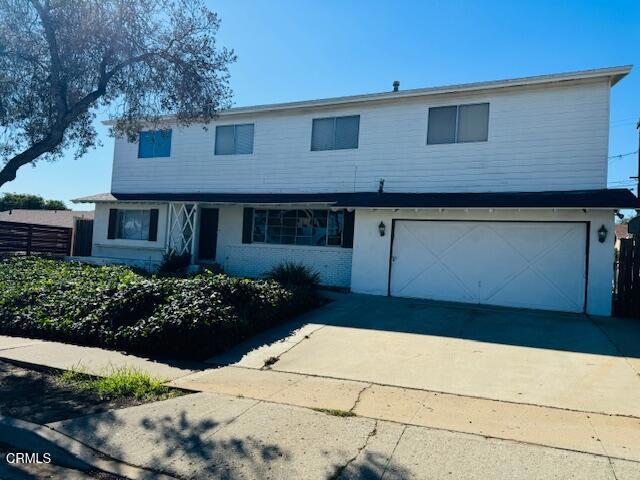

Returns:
0,220,72,257
614,237,640,318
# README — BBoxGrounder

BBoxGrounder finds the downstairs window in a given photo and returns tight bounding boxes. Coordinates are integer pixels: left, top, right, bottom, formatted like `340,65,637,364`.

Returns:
107,208,159,241
242,208,354,248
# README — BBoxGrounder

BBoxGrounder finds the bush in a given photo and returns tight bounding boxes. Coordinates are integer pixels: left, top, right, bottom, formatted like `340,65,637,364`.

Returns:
0,257,318,360
266,262,320,289
157,251,192,276
266,262,321,312
120,274,295,358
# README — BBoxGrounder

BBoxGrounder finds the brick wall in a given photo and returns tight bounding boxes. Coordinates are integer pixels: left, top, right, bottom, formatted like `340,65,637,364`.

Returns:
222,244,353,288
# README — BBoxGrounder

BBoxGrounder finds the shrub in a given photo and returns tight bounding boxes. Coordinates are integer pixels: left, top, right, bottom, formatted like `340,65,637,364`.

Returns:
266,262,322,313
120,274,294,358
157,251,192,276
202,262,224,275
266,262,320,289
0,257,318,360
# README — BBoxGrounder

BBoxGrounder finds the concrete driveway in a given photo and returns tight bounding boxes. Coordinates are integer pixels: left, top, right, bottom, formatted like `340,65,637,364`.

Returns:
210,293,640,417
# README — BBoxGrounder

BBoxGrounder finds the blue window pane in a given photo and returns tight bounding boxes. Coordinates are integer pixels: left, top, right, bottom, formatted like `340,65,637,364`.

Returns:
153,130,172,156
138,129,172,158
215,125,235,155
138,131,155,158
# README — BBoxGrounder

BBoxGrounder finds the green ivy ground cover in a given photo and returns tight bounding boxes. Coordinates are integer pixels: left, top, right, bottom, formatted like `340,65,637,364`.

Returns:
0,257,318,360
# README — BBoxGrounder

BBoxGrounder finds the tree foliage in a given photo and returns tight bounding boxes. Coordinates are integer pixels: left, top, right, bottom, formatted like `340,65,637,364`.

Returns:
0,192,68,210
620,213,637,224
0,0,235,186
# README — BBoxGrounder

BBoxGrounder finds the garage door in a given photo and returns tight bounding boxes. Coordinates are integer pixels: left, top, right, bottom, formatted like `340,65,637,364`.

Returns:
390,221,587,312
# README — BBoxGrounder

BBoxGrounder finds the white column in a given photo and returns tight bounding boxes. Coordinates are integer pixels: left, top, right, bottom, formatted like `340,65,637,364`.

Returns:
190,205,199,264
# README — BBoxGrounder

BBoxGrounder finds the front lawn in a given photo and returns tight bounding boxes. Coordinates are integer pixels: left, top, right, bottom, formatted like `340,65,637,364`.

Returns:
0,257,320,360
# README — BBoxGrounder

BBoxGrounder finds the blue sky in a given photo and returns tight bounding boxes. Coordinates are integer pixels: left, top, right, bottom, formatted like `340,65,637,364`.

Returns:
2,0,638,209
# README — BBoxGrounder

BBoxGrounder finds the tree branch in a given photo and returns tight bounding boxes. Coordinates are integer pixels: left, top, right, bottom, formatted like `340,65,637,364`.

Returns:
0,85,106,185
30,0,67,117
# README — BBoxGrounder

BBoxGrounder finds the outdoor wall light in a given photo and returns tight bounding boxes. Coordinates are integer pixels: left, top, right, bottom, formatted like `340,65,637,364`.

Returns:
378,221,386,237
597,225,608,243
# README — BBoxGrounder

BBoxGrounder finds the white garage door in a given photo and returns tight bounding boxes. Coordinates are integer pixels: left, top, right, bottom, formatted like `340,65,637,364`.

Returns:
390,221,587,312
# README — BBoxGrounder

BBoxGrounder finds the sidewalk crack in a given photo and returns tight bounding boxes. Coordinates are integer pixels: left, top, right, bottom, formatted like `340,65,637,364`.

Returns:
349,383,372,413
329,419,378,480
585,414,618,480
0,342,40,353
381,425,407,480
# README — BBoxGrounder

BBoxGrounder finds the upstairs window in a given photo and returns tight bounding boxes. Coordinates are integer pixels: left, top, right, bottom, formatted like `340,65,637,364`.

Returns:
427,103,489,144
311,115,360,151
215,124,254,155
138,130,172,158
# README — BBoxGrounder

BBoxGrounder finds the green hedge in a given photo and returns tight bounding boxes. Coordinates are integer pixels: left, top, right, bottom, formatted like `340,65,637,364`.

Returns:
0,257,319,360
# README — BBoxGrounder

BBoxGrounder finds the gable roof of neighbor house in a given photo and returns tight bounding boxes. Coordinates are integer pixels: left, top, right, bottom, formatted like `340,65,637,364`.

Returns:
73,188,638,209
102,65,631,122
0,209,94,229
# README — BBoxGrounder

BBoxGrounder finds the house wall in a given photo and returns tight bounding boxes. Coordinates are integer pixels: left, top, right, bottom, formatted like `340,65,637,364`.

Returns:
90,202,614,313
111,79,610,195
350,208,615,316
91,202,168,269
214,206,352,287
90,203,353,287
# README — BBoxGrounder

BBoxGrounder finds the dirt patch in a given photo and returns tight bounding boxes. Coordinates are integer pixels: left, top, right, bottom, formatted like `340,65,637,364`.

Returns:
0,360,184,424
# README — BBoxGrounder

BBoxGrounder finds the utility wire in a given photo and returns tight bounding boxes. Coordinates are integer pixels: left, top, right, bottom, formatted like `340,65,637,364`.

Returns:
608,150,638,163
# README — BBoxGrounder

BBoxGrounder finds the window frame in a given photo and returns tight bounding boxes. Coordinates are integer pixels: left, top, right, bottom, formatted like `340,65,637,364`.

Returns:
214,123,255,155
426,103,489,145
114,209,151,241
310,115,360,151
137,130,172,158
251,209,344,247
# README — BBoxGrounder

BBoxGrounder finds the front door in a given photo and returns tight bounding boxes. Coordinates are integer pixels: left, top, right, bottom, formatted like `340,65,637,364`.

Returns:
198,208,219,261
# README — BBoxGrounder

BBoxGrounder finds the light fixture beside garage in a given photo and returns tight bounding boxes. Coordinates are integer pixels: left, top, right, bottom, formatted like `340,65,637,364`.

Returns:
378,221,386,237
597,225,608,243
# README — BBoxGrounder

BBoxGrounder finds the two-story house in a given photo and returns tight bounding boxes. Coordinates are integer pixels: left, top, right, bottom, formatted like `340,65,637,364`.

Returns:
74,66,637,316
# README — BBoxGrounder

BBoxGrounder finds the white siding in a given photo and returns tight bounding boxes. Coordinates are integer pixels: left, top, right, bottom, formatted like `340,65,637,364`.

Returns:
111,79,610,194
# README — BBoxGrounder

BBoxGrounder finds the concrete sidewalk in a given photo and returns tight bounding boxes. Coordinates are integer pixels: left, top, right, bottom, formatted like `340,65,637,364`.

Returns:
170,365,640,463
48,391,640,480
3,328,640,478
0,335,199,381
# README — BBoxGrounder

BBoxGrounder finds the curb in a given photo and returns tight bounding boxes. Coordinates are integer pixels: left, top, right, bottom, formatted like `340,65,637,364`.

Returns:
0,415,177,480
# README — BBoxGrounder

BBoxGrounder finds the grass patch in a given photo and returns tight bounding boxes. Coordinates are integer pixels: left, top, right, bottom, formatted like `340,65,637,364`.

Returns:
57,366,181,402
311,408,356,417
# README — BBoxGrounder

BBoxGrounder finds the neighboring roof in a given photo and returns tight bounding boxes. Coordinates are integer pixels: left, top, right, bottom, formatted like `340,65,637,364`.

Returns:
73,192,117,203
0,209,94,228
615,223,632,240
73,189,637,209
102,65,632,122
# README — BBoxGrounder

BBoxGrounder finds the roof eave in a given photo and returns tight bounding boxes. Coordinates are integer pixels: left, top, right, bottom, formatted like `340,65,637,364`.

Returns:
101,65,632,125
74,188,638,209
